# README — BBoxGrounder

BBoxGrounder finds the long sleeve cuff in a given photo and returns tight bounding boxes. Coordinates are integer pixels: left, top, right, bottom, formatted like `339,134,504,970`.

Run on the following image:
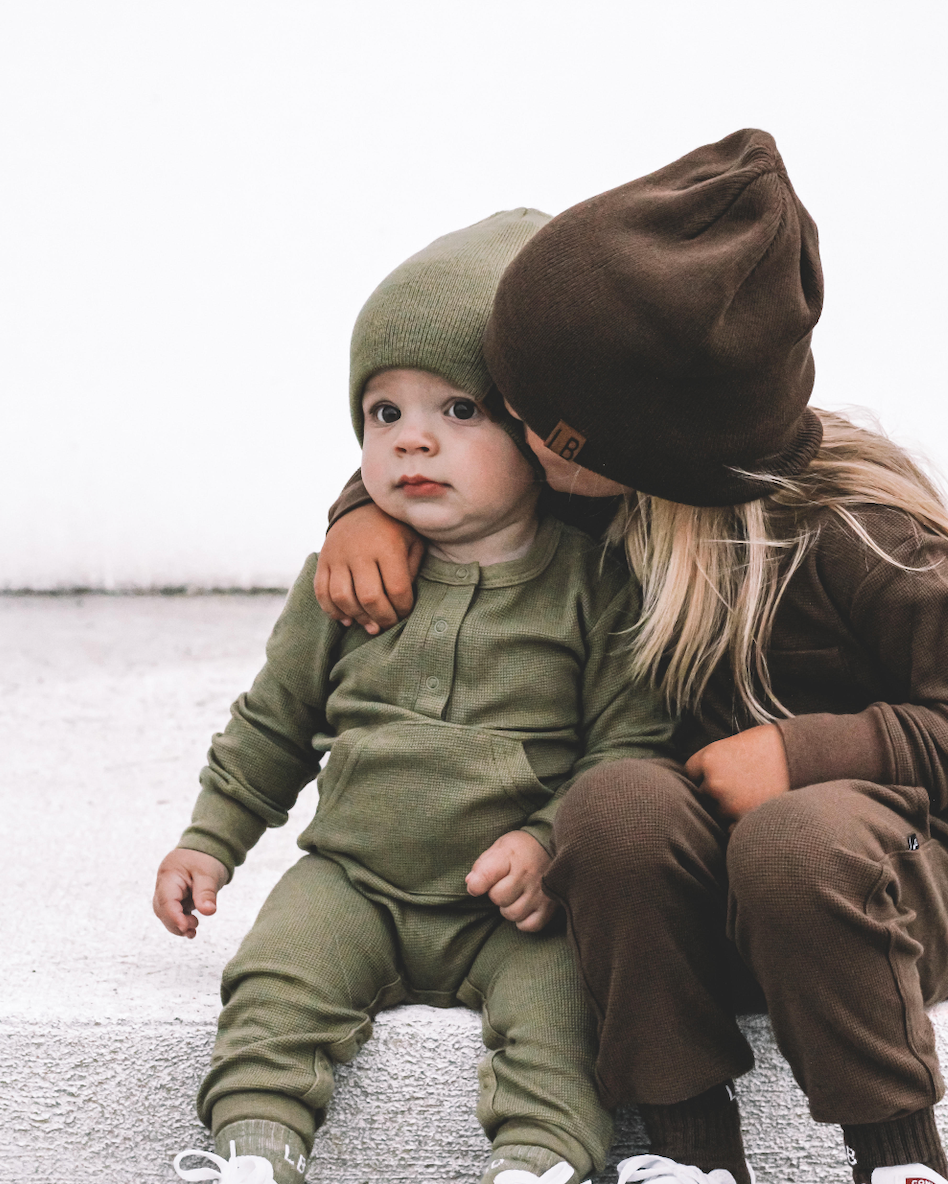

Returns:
178,785,270,877
327,470,372,528
776,707,893,789
520,819,554,855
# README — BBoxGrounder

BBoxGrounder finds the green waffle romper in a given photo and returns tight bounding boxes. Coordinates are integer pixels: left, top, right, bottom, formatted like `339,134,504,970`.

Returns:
179,516,673,1174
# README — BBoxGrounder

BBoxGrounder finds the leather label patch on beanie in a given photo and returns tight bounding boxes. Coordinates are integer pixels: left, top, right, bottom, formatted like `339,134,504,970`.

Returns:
545,421,587,462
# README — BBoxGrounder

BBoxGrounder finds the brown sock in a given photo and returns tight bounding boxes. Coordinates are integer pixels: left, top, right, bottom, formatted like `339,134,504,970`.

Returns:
843,1108,948,1183
638,1082,751,1184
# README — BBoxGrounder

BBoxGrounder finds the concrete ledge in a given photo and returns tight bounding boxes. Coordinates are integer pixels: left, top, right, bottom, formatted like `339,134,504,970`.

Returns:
4,1005,948,1183
3,596,948,1184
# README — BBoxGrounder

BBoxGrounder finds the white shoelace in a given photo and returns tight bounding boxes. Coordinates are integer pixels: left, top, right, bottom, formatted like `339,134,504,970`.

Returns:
617,1154,755,1184
495,1162,585,1184
173,1141,275,1182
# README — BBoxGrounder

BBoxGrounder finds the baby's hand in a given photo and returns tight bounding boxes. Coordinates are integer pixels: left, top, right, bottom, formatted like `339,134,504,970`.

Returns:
153,848,229,939
684,723,790,828
465,831,556,932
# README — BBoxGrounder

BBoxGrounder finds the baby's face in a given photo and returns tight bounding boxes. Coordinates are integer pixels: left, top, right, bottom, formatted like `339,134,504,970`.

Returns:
361,370,538,548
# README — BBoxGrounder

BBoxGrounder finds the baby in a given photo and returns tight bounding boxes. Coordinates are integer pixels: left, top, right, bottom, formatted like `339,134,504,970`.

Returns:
154,210,673,1184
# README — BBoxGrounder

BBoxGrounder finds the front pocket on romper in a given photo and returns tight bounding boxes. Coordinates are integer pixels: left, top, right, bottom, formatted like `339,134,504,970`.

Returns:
298,721,551,898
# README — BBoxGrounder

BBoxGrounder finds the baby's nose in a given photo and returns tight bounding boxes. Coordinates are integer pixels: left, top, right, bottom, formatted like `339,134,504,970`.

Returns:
394,425,436,452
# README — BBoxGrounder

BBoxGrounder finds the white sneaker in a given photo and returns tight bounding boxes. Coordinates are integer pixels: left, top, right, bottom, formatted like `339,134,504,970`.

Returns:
495,1162,588,1184
617,1154,756,1184
174,1140,276,1182
870,1166,948,1184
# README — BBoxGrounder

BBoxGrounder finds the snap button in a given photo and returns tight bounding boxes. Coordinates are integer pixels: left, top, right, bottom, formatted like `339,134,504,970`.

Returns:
433,619,448,634
425,676,440,691
454,567,469,579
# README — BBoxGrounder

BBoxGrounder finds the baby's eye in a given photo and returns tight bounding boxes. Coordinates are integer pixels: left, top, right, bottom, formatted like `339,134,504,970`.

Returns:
371,403,400,425
446,399,478,421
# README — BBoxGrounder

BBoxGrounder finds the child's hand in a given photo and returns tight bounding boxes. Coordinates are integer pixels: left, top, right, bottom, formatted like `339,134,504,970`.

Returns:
465,831,557,932
684,724,791,827
314,504,425,635
153,848,229,938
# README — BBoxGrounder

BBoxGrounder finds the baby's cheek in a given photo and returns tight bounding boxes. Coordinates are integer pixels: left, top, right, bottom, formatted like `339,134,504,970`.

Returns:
360,451,388,505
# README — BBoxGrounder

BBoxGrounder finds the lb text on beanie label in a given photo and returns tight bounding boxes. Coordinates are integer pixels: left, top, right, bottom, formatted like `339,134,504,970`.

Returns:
545,421,587,461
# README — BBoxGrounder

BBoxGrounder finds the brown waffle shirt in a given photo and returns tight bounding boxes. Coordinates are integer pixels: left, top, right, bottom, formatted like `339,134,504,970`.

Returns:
677,506,948,814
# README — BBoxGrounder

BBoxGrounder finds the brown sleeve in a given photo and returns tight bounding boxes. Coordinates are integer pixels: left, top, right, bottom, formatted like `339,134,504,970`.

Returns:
776,708,893,790
327,469,373,527
779,514,948,810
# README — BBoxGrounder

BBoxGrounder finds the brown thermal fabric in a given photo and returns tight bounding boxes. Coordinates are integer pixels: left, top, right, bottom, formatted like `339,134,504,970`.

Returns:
678,506,948,805
327,469,376,523
638,1086,750,1184
843,1108,948,1181
547,759,948,1124
544,507,948,1125
483,128,824,506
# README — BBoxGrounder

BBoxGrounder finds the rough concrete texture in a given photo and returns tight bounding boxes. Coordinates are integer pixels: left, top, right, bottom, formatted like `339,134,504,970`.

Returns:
3,594,948,1183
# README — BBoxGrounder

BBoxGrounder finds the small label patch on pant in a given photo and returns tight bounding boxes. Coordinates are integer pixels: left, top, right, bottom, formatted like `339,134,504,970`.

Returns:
846,1145,858,1166
908,833,920,850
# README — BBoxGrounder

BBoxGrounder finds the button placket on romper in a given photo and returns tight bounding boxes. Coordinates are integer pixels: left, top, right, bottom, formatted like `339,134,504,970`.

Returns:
412,564,479,720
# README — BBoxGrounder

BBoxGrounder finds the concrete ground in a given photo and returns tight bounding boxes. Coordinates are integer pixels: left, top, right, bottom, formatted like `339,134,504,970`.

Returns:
2,593,948,1184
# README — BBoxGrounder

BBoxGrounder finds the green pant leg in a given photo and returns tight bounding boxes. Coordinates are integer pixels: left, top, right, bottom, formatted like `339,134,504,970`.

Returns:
198,853,406,1142
460,918,613,1177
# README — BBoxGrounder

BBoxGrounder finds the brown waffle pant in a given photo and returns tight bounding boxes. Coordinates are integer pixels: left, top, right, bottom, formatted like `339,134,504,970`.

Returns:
544,759,948,1124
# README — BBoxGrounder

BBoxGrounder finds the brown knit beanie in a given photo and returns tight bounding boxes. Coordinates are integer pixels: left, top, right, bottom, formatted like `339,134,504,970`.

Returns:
349,208,550,442
483,129,824,506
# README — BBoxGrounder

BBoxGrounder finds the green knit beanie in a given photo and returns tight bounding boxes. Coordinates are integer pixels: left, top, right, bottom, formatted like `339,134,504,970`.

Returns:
349,208,550,442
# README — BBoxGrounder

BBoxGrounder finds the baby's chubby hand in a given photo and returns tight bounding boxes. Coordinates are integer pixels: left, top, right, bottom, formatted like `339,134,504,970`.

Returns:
153,848,229,938
465,831,557,932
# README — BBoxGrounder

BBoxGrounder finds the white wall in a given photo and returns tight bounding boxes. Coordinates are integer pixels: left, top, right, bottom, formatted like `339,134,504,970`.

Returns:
1,0,946,589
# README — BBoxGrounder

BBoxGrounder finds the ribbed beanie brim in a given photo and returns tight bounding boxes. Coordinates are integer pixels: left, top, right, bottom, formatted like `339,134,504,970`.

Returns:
349,208,550,442
483,130,824,506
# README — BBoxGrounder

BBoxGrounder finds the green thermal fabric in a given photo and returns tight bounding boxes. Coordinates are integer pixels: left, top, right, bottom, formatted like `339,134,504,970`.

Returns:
198,854,611,1173
180,515,673,884
179,515,671,1171
214,1121,308,1184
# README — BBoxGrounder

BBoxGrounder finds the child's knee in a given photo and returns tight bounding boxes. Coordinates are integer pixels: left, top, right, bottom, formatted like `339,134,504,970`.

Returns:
550,759,722,889
727,782,888,930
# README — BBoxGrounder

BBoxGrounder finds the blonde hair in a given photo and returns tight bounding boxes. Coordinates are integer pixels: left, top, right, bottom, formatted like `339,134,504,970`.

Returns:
609,408,948,722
